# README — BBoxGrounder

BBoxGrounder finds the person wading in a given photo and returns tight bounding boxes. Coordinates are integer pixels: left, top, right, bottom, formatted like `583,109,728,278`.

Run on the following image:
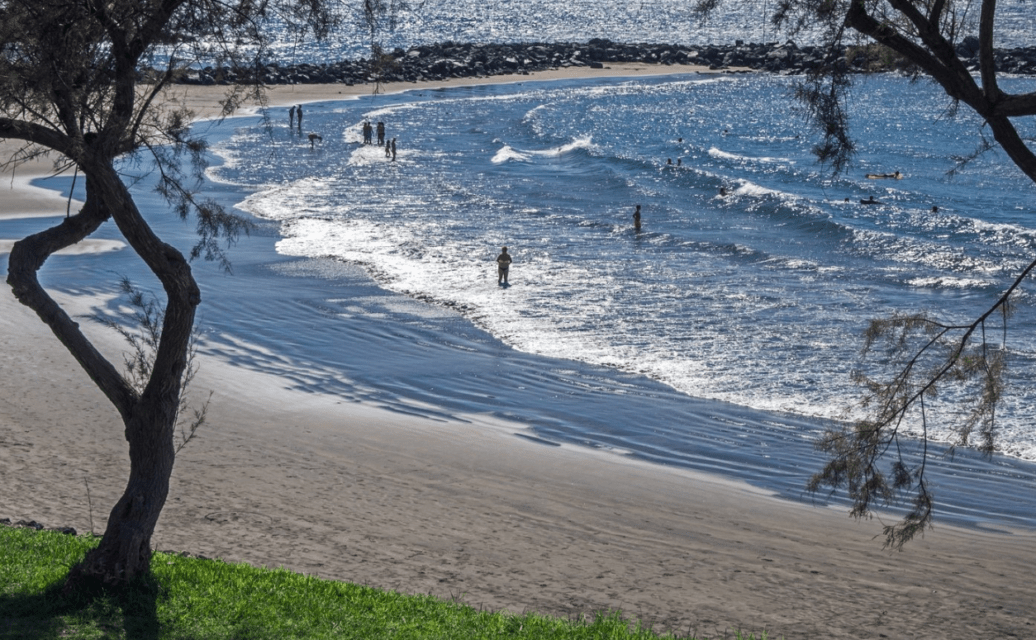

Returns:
496,246,512,285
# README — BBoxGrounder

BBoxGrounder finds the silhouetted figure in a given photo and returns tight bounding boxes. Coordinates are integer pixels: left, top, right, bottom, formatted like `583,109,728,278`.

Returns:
377,121,386,145
296,105,303,133
308,133,322,148
385,139,391,158
289,106,296,129
496,247,512,285
391,137,397,161
633,204,641,231
667,158,672,165
719,187,728,197
931,205,939,213
676,158,681,166
860,195,880,205
362,121,372,145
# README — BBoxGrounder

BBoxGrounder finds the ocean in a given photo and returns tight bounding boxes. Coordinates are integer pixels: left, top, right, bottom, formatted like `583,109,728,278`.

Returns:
184,69,1036,530
215,73,1036,458
271,0,1036,62
6,5,1036,531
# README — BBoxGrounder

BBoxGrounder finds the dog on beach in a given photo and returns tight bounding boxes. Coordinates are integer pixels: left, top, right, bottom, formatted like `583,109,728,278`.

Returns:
307,132,322,148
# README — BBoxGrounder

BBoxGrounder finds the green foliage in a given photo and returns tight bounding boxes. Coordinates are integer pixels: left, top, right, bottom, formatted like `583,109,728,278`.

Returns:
808,291,1019,548
0,527,775,640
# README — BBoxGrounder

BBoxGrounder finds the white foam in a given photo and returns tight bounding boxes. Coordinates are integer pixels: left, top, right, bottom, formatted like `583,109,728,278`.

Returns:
0,238,125,255
492,145,532,163
709,146,793,164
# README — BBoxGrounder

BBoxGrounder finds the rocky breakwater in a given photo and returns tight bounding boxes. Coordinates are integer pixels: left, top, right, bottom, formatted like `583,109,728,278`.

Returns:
172,38,1036,85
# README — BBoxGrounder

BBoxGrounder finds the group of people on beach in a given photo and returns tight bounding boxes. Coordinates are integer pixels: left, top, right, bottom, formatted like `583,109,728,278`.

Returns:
362,120,398,160
288,105,304,133
287,108,399,160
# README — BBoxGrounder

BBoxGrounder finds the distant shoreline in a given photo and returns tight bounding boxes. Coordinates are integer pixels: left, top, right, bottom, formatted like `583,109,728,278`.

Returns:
171,39,1036,87
2,60,718,213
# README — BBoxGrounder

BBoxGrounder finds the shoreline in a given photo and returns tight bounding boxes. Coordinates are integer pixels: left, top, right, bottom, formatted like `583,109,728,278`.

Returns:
3,67,1036,639
2,63,721,219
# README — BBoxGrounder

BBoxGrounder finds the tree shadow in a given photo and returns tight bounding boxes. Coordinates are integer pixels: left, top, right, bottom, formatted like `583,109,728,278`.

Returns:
0,573,162,640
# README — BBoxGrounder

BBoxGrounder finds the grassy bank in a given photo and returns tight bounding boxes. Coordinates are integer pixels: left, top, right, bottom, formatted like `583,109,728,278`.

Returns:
0,526,773,640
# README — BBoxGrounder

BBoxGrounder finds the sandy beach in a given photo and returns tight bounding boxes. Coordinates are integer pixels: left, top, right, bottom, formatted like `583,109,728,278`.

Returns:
3,65,1035,640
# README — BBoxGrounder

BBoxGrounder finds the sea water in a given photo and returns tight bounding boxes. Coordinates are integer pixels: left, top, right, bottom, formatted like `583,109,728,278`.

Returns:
181,71,1036,529
270,0,1036,62
213,73,1036,460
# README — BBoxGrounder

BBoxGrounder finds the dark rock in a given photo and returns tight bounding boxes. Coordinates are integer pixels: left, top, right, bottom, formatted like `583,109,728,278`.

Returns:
162,40,1036,87
957,35,981,58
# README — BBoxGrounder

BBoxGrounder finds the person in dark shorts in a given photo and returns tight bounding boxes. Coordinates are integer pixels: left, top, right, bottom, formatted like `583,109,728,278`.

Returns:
496,246,512,285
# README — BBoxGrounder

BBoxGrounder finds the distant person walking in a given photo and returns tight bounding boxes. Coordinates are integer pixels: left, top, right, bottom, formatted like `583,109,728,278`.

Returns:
391,137,397,161
296,105,303,133
377,121,386,145
633,204,641,231
289,105,296,130
496,246,512,285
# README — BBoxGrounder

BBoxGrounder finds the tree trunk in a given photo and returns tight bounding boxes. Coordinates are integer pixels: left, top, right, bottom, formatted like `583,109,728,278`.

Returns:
67,405,177,587
73,164,201,588
9,162,201,589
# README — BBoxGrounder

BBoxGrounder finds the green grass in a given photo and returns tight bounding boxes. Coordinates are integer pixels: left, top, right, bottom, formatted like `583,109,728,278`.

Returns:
0,526,773,640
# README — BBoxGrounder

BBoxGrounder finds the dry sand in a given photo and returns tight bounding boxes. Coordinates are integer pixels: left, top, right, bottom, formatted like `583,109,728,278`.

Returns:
2,65,1035,640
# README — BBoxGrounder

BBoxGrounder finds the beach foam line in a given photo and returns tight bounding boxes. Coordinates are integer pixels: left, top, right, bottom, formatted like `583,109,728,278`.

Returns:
0,238,126,256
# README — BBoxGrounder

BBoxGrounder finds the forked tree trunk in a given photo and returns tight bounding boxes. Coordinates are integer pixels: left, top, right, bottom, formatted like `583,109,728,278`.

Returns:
8,164,201,588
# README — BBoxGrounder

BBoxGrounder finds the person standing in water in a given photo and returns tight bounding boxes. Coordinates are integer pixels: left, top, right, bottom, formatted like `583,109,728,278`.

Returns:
391,137,397,161
289,105,296,130
496,246,512,285
296,105,303,133
633,204,641,231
